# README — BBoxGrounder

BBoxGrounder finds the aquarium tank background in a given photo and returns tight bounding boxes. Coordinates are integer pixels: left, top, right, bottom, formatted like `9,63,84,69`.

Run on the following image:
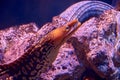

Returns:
0,0,112,29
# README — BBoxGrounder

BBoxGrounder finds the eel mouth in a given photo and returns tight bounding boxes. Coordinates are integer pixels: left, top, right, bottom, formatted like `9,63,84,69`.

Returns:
63,19,81,42
56,19,81,48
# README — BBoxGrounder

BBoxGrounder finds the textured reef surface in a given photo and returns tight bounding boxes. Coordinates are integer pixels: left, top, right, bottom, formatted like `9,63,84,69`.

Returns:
0,1,120,80
40,9,120,80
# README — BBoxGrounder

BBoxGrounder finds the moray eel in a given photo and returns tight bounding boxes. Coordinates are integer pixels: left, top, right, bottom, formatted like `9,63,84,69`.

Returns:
0,19,81,80
60,1,113,23
0,1,114,80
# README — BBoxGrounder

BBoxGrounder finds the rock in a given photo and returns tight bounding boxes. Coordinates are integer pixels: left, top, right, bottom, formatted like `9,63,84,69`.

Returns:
40,43,84,80
0,23,38,64
0,16,68,65
40,9,120,80
71,9,120,79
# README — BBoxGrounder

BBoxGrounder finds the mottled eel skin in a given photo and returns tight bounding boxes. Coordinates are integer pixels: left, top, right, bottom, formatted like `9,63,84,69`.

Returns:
0,20,81,80
0,1,114,80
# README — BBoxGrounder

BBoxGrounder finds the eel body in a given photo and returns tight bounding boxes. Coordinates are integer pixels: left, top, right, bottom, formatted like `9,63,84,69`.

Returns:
60,1,113,23
0,20,81,80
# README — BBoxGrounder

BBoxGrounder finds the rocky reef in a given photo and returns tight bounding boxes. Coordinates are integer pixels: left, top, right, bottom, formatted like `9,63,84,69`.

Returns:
0,1,120,80
40,9,120,80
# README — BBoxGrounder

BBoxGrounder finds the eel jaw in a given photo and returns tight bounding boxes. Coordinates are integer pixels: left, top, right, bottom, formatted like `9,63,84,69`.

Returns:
64,20,81,41
46,19,81,50
54,19,81,48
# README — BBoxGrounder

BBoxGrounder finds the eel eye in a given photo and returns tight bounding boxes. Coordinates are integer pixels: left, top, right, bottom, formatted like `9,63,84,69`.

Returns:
66,26,70,31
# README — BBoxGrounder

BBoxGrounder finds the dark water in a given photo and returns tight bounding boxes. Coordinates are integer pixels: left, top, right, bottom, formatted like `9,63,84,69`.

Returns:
112,0,120,10
0,0,112,29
